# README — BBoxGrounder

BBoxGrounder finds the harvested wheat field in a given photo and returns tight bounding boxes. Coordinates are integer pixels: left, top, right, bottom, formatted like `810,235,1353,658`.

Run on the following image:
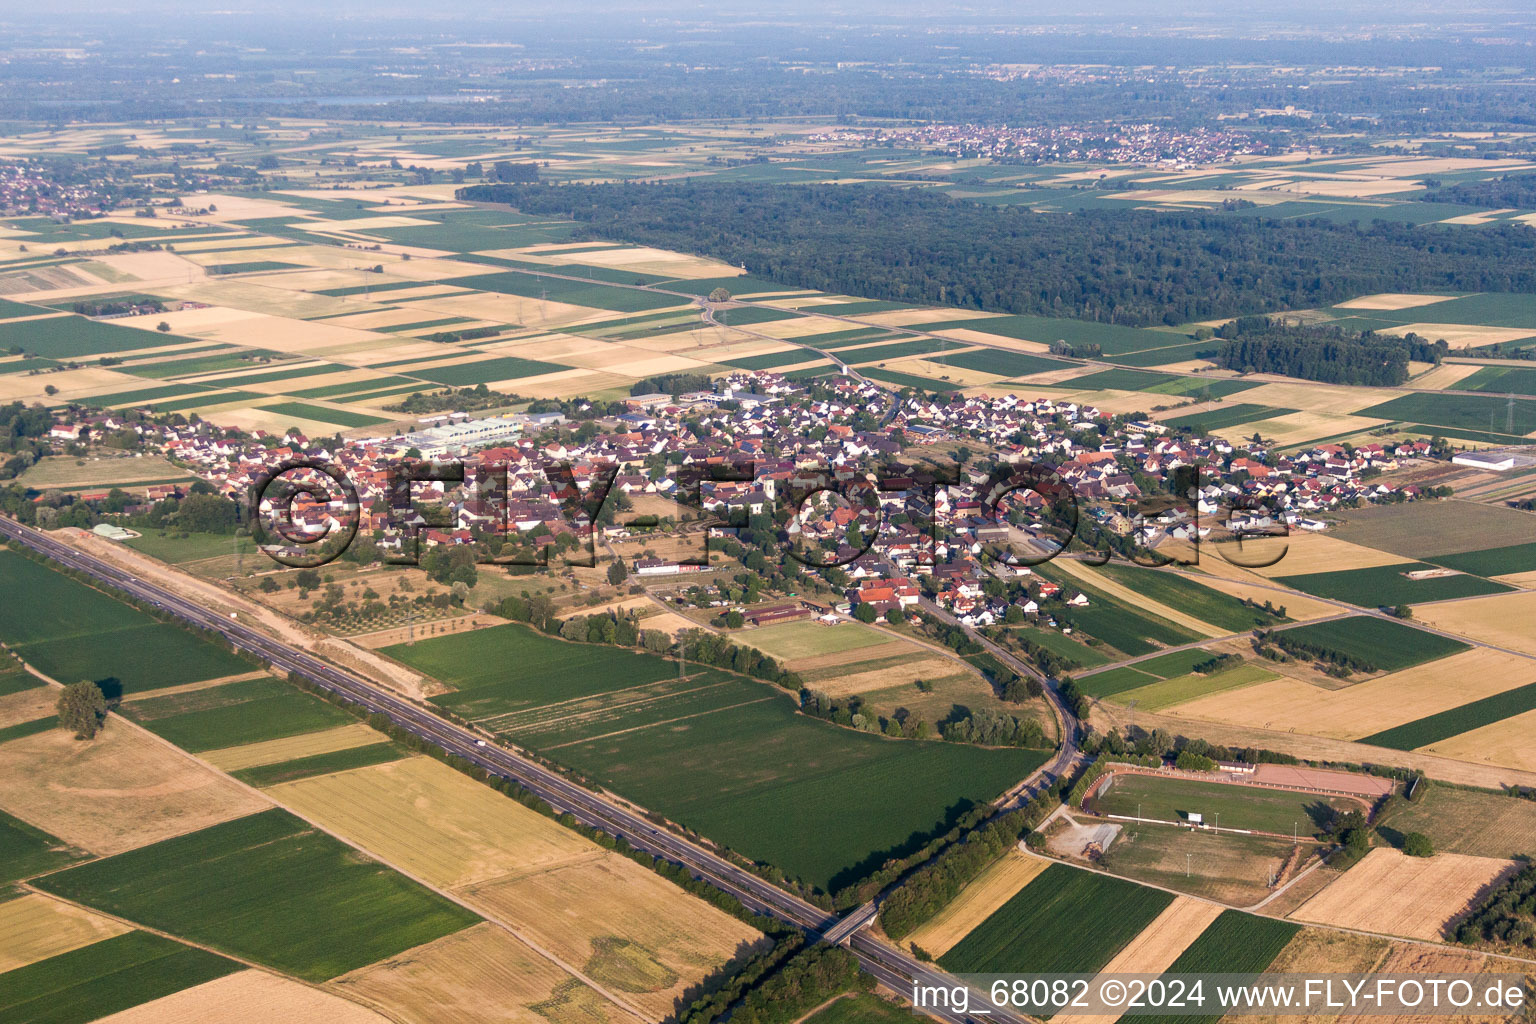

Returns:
1413,592,1536,655
94,969,390,1024
1334,294,1460,312
1252,534,1411,578
333,923,644,1024
0,685,54,729
463,855,765,1021
1406,363,1488,390
1217,928,1391,1024
1335,944,1498,1024
906,852,1050,957
1239,382,1402,416
1384,324,1536,348
1169,647,1536,741
201,722,390,772
0,893,132,973
813,657,963,698
267,755,595,889
1290,849,1516,941
1103,897,1224,973
1417,708,1536,773
0,722,269,855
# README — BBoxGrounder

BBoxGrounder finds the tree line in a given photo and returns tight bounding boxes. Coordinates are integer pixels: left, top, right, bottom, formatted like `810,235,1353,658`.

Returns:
1422,173,1536,209
1213,316,1448,386
461,182,1536,327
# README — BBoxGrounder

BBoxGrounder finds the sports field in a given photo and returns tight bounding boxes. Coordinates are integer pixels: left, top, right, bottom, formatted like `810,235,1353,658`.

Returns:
1090,773,1360,836
34,808,482,981
390,625,1050,891
1100,825,1303,907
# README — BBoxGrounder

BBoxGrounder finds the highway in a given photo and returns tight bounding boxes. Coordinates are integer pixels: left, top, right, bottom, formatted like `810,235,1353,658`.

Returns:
0,515,1029,1024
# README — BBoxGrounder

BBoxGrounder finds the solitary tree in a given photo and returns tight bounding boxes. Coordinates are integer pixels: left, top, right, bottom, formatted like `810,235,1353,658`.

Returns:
1403,832,1435,858
607,560,628,586
708,287,732,302
57,681,108,740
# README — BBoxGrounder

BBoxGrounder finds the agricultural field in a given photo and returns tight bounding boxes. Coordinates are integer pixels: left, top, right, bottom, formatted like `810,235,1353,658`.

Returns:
1089,773,1362,836
1093,897,1224,980
265,755,763,1019
0,894,131,974
1378,784,1536,860
389,625,1050,891
1268,616,1468,673
1357,392,1536,435
1359,680,1536,751
15,453,193,490
1412,589,1536,656
0,719,269,856
0,807,87,883
0,931,243,1024
1136,912,1300,1024
1274,563,1512,606
1290,848,1517,941
34,808,482,982
1080,648,1253,700
801,994,914,1024
906,852,1051,957
1167,646,1536,747
90,970,392,1024
0,549,253,696
332,923,644,1024
200,721,389,772
1095,565,1291,632
1105,664,1279,714
741,620,893,661
1099,825,1306,907
939,863,1174,996
120,675,362,752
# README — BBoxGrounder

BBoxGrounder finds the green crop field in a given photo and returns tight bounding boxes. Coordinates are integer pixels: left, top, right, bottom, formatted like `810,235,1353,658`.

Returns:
1458,366,1536,396
1044,574,1203,657
1107,664,1277,712
0,931,242,1024
232,742,408,787
0,315,192,358
845,338,965,363
393,625,1049,891
798,327,902,349
0,667,40,697
1135,912,1299,1024
1276,563,1511,606
393,624,680,719
77,382,212,408
0,808,85,884
940,863,1173,998
925,347,1061,378
1090,773,1359,836
803,994,913,1024
860,368,963,392
715,306,801,326
1127,649,1226,679
912,315,1177,356
193,362,349,388
1356,681,1536,750
35,809,480,982
0,717,57,745
1064,369,1259,398
0,550,252,696
1161,404,1296,433
721,350,825,371
1273,616,1468,673
123,530,256,564
1080,665,1159,698
1098,565,1289,631
409,355,568,386
1107,339,1223,368
445,270,687,311
121,676,360,752
1013,626,1115,668
1428,542,1536,577
1357,392,1536,435
256,401,391,428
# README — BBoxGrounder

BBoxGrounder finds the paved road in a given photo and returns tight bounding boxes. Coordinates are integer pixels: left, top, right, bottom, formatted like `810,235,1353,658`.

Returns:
0,515,1021,1024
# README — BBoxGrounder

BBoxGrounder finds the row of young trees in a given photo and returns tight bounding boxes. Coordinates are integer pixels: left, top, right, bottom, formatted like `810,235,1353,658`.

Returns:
462,182,1536,326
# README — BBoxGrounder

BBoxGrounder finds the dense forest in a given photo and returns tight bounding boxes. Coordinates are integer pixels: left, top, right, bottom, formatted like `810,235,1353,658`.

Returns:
1421,173,1536,208
462,183,1536,326
1212,317,1447,386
